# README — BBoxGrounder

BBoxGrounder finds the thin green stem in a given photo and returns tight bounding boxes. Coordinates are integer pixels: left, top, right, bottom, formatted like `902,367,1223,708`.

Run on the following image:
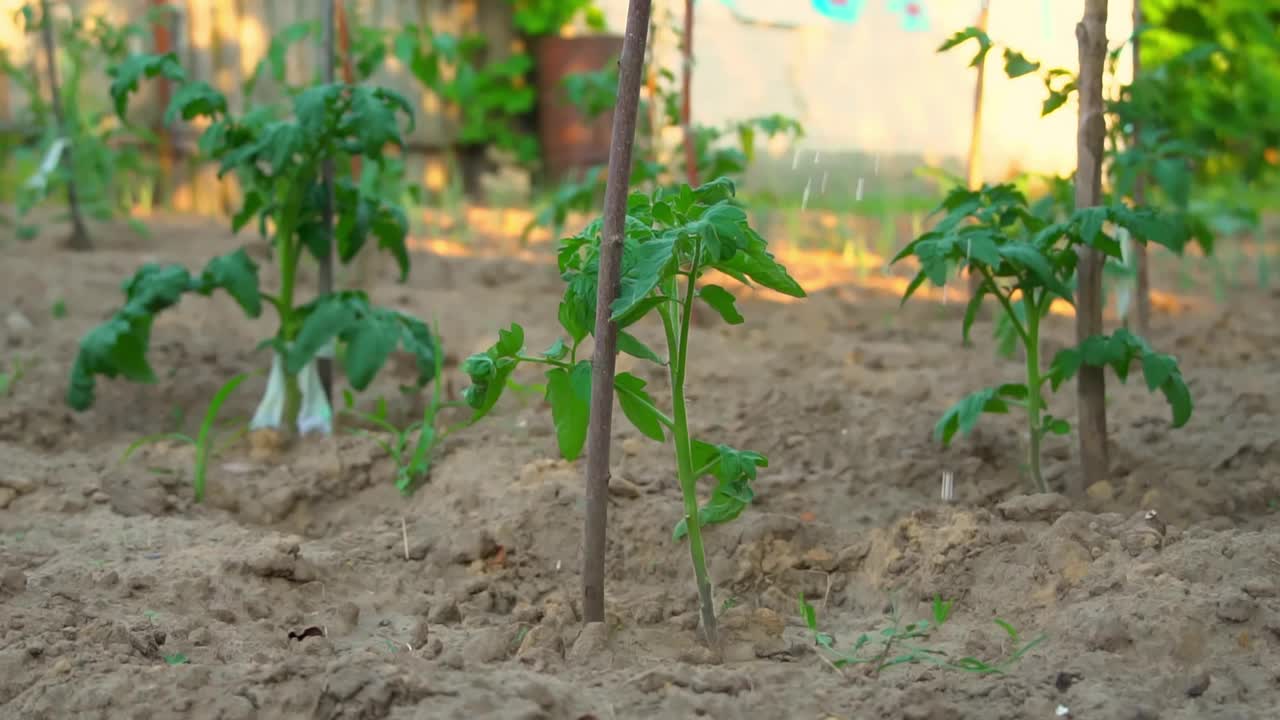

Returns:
1023,290,1046,493
515,354,574,369
978,266,1029,345
661,250,719,649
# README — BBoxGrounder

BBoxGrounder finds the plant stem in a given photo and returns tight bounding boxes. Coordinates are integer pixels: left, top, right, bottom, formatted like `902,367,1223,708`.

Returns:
663,267,719,649
316,0,337,406
38,0,91,250
1024,293,1046,493
276,227,301,434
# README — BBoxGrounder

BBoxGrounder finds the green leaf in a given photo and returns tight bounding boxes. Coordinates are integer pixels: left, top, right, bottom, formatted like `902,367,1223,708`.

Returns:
996,244,1074,302
617,330,663,364
937,26,993,67
961,282,986,345
66,259,258,412
1043,416,1071,435
288,293,440,390
545,362,591,461
934,385,1023,446
673,444,767,540
697,284,744,324
610,237,677,321
718,230,806,298
542,339,569,361
163,81,226,124
108,52,185,119
193,249,261,318
496,323,525,356
1153,158,1191,208
1003,49,1041,78
614,372,665,442
1075,206,1106,246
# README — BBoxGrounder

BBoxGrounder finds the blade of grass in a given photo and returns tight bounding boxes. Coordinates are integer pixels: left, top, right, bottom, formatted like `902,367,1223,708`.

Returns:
193,373,250,502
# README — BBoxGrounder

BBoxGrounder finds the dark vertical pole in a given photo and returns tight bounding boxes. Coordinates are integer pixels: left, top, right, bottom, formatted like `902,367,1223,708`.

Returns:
39,0,91,250
680,0,697,186
149,0,174,206
1127,0,1151,336
582,0,653,625
1074,0,1110,497
965,0,991,297
317,0,337,404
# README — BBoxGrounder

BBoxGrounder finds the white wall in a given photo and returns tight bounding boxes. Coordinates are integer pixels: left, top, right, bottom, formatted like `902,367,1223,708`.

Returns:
598,0,1134,183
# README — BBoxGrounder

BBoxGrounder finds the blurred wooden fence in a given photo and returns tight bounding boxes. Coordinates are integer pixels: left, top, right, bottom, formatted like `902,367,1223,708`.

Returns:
0,0,515,214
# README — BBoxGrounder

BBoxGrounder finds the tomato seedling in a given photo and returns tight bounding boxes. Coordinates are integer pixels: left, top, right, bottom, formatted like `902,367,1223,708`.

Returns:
892,183,1194,492
463,177,804,643
65,51,439,447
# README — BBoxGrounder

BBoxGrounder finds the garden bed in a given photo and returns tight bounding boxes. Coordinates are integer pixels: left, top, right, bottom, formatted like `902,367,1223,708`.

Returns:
1,214,1278,719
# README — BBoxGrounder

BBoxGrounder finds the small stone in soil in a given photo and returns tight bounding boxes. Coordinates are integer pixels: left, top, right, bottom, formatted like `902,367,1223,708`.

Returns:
429,598,462,625
1185,670,1211,697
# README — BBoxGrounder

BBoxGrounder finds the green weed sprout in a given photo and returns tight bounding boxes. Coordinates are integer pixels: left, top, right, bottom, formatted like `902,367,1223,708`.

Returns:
891,183,1194,492
799,593,1045,676
65,52,439,438
120,373,248,502
463,177,805,644
339,326,463,495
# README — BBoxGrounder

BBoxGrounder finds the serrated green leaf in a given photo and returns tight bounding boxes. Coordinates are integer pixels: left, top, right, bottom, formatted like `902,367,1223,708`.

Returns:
614,372,665,442
617,330,663,364
1075,206,1107,246
1003,49,1040,78
937,26,993,67
496,323,525,357
542,338,569,361
997,244,1074,302
163,81,226,124
698,284,744,324
108,52,185,119
610,236,676,321
934,386,1017,446
194,249,261,318
673,444,767,540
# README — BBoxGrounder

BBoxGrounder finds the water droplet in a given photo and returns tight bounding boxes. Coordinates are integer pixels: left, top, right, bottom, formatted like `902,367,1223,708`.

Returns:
855,177,865,201
801,177,812,211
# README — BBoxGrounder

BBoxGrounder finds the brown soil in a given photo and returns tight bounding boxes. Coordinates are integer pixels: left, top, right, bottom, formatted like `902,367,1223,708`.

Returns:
2,213,1279,720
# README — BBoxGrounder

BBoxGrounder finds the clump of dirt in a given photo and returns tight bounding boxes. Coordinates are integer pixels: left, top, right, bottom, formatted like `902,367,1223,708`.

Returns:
2,215,1279,718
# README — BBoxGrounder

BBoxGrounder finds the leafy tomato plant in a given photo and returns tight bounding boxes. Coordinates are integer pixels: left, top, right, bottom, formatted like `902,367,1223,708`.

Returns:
1,3,165,240
892,183,1194,492
66,51,439,446
463,177,804,642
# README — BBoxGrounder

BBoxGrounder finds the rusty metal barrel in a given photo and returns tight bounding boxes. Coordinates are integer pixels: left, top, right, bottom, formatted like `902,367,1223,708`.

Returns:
533,34,624,183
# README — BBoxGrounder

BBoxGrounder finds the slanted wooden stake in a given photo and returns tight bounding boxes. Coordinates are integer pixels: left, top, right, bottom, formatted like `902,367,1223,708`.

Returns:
681,0,697,186
38,0,90,251
317,0,337,404
1074,0,1110,496
1126,0,1151,336
965,0,991,297
582,0,653,625
148,0,175,206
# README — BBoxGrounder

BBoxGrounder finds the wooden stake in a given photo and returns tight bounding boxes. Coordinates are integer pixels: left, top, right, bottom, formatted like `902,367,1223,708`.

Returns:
582,0,653,625
680,0,697,186
148,0,175,206
1127,0,1151,336
1074,0,1111,496
38,0,90,251
965,0,991,297
317,0,337,404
